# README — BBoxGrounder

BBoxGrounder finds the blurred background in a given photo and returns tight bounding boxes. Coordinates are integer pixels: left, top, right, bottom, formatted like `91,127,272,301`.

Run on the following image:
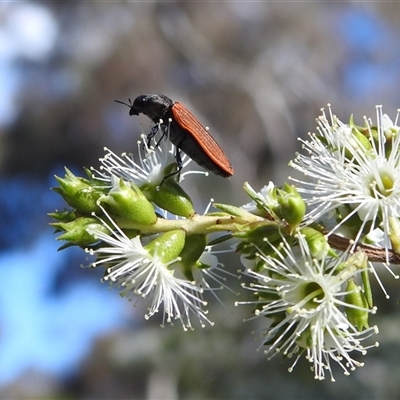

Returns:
2,1,400,399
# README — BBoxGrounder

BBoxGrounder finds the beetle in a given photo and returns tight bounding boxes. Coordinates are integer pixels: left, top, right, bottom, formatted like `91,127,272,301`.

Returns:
115,94,233,178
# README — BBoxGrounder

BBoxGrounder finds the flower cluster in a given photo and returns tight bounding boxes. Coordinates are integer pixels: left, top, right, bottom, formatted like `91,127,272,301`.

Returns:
290,105,400,263
237,229,378,381
50,105,400,381
50,122,235,330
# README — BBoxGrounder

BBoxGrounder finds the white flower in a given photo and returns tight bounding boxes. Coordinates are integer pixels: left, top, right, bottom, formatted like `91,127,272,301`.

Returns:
242,181,278,216
85,211,213,331
191,249,238,298
91,121,203,187
290,105,400,264
237,232,378,381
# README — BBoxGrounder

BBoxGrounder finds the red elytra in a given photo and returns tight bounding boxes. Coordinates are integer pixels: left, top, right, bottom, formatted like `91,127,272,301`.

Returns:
171,102,234,177
116,93,234,178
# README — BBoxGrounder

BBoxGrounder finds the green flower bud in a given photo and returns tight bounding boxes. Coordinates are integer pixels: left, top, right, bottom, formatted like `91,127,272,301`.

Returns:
345,279,370,331
352,127,372,152
349,115,372,151
234,221,286,264
361,268,373,309
52,217,109,246
100,178,157,224
177,234,207,280
53,168,103,213
48,210,77,223
300,227,331,260
145,230,186,263
277,184,306,228
146,179,195,218
213,202,260,220
234,221,282,243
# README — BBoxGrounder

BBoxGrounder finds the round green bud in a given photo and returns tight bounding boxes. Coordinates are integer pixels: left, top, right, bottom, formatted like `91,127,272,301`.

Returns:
300,227,330,260
145,230,186,264
146,180,195,218
345,279,370,331
54,169,103,213
73,187,102,214
278,185,306,228
54,217,109,246
100,179,157,225
177,234,207,280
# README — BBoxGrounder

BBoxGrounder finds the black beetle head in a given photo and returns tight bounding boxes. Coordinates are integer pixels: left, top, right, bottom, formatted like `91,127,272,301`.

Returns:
129,93,174,123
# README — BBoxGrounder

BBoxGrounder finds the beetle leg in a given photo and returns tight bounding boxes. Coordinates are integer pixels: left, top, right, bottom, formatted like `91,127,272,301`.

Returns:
160,147,182,186
154,125,168,147
175,147,183,171
146,124,161,147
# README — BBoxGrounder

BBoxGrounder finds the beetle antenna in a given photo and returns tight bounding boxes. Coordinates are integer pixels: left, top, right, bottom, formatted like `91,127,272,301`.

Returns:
115,98,133,108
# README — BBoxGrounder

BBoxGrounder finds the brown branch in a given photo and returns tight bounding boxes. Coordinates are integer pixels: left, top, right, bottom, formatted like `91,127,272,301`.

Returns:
327,233,400,265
